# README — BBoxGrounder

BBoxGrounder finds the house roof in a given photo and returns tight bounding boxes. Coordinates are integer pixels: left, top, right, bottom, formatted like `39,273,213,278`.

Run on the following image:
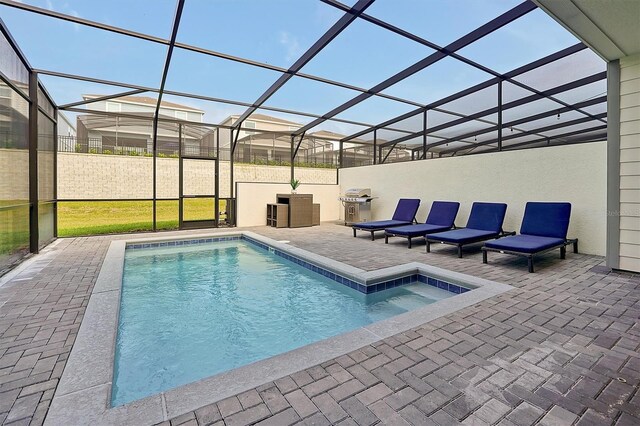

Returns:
82,94,204,113
307,130,346,139
226,113,302,127
307,130,372,144
57,110,76,130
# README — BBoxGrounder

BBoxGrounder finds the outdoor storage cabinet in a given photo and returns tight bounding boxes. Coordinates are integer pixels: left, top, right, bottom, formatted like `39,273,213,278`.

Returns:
267,203,288,228
275,194,314,228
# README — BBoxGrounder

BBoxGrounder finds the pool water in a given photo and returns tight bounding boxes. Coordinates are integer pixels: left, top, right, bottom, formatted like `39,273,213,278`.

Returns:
111,240,452,406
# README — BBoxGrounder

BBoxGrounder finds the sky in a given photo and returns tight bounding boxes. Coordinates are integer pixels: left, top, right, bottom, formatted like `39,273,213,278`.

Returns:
0,0,604,137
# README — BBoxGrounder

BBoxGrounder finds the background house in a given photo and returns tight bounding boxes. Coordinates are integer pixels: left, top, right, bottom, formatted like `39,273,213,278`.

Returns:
59,96,410,168
0,78,28,150
219,113,303,164
218,114,405,167
57,111,76,138
67,95,207,156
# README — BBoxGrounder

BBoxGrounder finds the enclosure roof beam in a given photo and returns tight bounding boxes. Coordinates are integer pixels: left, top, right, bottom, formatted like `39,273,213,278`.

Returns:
321,0,535,81
500,126,608,150
377,97,606,158
2,0,604,155
177,40,424,107
231,0,375,130
36,69,413,134
1,0,569,121
0,0,167,44
459,126,607,155
431,97,606,153
436,112,607,155
59,89,147,109
292,132,308,160
0,0,427,110
62,106,314,135
152,0,185,125
294,1,537,136
340,43,588,142
378,71,606,148
322,1,601,139
436,126,605,158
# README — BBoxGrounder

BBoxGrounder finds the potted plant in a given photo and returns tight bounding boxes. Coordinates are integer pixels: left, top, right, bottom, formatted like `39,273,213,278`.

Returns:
290,178,301,194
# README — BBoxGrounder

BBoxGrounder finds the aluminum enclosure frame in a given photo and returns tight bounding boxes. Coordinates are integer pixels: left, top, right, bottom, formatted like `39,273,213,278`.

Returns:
0,0,609,252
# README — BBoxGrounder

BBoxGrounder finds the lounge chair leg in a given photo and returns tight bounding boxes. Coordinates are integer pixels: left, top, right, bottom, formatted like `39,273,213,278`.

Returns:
385,235,388,244
482,250,488,264
426,242,430,253
408,238,412,249
353,228,356,237
573,239,579,254
528,257,534,273
371,231,375,241
457,245,463,258
560,246,566,259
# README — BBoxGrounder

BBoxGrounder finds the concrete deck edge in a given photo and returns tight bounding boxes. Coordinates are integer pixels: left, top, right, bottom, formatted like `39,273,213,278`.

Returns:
46,230,513,426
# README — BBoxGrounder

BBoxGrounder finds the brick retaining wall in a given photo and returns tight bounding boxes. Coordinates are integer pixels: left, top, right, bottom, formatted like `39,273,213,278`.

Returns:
56,152,336,199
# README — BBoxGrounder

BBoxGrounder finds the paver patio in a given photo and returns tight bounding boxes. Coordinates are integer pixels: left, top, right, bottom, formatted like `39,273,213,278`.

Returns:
0,224,638,425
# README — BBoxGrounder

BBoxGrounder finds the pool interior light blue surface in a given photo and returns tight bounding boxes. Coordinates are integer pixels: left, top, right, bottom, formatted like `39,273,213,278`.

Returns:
113,237,466,406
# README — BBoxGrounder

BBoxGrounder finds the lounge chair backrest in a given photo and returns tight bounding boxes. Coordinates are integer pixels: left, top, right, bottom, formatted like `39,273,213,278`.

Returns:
426,201,460,227
520,202,572,239
392,199,421,222
466,202,508,233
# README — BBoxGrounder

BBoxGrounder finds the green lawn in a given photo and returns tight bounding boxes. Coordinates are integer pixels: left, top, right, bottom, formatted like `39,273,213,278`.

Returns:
0,204,29,256
57,199,227,237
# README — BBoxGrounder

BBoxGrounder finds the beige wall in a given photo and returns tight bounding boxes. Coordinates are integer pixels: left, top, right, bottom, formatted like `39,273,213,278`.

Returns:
0,149,53,202
619,54,640,272
37,151,55,200
58,153,155,199
0,149,29,201
57,153,336,200
236,183,340,227
339,143,607,255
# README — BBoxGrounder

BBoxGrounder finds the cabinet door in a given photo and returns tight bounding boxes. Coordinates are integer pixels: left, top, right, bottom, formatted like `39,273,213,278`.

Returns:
276,205,288,228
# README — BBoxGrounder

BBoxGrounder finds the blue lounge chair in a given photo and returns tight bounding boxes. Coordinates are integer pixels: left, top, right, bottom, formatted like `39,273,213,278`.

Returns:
482,202,578,272
426,202,513,257
384,201,460,248
352,198,420,241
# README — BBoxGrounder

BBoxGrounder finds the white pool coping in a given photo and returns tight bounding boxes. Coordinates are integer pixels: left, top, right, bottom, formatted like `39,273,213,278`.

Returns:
45,230,513,425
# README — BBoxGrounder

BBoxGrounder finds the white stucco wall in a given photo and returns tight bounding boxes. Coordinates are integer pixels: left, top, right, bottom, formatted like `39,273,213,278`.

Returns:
236,183,340,227
339,143,607,255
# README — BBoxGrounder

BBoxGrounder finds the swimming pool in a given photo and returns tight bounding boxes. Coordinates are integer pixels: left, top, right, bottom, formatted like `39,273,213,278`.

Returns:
112,237,454,406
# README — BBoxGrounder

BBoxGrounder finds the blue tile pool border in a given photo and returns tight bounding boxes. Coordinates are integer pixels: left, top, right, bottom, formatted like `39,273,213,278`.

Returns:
126,236,241,250
125,235,471,296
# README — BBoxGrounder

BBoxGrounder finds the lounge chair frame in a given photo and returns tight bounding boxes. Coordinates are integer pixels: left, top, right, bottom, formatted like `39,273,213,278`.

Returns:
353,218,418,241
385,225,457,249
481,238,579,273
426,229,516,258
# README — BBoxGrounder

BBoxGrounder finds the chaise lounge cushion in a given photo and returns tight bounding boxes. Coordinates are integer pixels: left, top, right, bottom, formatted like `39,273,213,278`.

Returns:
354,220,413,230
391,198,422,222
519,202,571,239
484,234,566,254
427,202,507,245
424,201,460,227
466,202,508,233
353,199,420,230
384,223,450,237
427,228,498,244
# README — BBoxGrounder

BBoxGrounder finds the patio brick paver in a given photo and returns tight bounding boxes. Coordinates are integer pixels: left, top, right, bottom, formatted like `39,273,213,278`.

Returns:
0,224,638,425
